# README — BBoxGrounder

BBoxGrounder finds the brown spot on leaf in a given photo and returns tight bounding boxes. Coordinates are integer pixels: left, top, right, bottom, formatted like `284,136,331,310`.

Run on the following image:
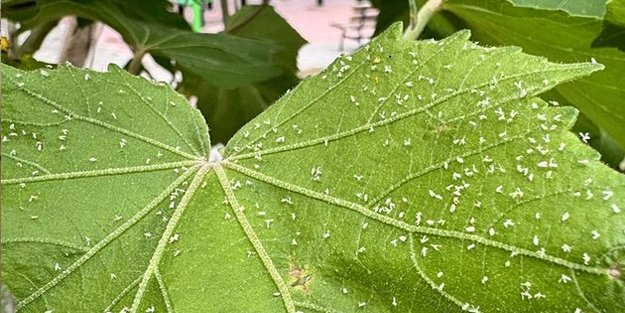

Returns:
289,258,312,293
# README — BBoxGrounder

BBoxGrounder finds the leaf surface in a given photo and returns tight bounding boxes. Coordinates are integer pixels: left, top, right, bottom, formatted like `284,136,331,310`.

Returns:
506,0,607,17
443,0,625,152
2,24,624,313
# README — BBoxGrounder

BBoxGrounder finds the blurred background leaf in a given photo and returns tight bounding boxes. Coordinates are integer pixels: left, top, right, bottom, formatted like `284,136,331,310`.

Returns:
505,0,607,17
370,0,459,40
593,0,625,51
1,52,51,69
180,4,306,144
2,0,282,87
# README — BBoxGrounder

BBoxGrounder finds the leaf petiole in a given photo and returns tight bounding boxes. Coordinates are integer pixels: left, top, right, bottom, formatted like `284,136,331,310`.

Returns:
403,0,443,40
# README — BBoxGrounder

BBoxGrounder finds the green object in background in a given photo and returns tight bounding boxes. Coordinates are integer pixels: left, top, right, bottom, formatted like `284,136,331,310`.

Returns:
178,0,214,32
191,1,202,32
2,0,282,88
593,0,625,52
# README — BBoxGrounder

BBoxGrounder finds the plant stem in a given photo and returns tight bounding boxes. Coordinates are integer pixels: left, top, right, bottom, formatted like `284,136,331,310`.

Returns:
408,0,418,30
15,20,58,57
220,0,230,28
403,0,443,40
128,49,145,75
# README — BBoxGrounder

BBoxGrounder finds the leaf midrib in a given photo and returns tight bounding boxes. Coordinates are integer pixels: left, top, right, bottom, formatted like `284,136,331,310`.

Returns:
0,161,199,186
222,161,607,276
130,165,210,311
214,165,296,313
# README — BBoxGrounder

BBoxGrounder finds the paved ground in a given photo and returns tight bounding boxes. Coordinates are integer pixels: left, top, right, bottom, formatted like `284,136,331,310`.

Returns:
29,0,376,80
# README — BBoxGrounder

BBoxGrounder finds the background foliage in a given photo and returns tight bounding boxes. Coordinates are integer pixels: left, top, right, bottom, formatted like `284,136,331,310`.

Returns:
1,0,303,142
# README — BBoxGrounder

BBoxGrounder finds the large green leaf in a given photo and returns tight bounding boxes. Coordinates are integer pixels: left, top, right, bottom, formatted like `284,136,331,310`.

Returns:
181,5,307,144
443,0,625,153
2,0,281,88
2,24,624,313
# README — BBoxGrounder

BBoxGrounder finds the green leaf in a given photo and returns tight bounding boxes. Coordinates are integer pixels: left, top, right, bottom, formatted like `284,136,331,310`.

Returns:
593,0,625,51
370,0,410,35
2,24,624,313
2,0,189,31
0,0,42,25
181,5,307,144
605,0,625,26
443,0,625,152
1,53,52,70
506,0,607,18
592,22,625,51
2,0,282,88
225,5,305,73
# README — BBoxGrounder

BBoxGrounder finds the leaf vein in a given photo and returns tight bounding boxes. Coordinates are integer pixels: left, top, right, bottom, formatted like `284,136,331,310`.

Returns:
1,237,89,252
155,268,175,313
366,134,526,207
228,67,578,161
15,167,198,310
1,152,52,175
1,161,198,186
224,161,607,276
130,165,209,312
408,233,468,309
5,73,200,161
214,164,296,313
103,276,142,313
